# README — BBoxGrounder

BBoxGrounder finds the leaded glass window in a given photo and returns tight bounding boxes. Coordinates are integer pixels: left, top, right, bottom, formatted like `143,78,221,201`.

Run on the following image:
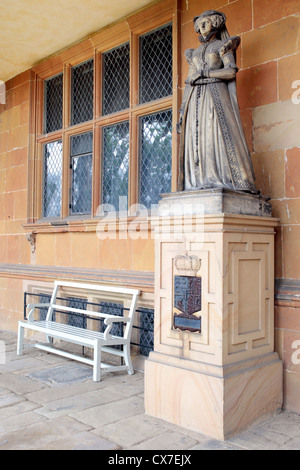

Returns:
43,140,63,218
102,43,130,115
140,24,173,104
37,17,174,222
44,73,63,133
140,110,172,209
70,132,93,215
102,122,129,212
71,59,94,125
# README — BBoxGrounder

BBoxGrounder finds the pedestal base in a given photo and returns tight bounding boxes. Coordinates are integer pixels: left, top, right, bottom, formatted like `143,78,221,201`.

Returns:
145,351,283,440
146,191,282,440
159,188,272,217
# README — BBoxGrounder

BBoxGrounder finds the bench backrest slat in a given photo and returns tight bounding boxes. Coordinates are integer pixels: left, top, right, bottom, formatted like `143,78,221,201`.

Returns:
45,281,140,328
124,290,139,340
46,283,60,321
54,281,140,296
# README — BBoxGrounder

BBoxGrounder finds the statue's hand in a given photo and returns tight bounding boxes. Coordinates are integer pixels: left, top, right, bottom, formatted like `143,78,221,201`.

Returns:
184,77,193,85
185,71,202,86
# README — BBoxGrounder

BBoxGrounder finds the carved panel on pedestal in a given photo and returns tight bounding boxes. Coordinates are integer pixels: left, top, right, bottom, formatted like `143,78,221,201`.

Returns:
155,239,218,362
227,238,273,358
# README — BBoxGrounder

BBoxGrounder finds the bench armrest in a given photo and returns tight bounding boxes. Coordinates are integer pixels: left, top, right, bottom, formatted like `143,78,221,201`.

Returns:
27,303,51,309
26,303,51,322
104,316,130,325
103,316,130,341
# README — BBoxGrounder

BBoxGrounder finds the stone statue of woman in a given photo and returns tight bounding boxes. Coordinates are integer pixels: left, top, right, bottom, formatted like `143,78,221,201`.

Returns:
177,10,257,193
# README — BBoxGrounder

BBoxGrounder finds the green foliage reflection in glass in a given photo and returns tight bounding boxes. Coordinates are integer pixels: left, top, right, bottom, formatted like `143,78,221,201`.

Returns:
70,132,93,215
43,140,63,218
102,122,129,212
140,110,172,209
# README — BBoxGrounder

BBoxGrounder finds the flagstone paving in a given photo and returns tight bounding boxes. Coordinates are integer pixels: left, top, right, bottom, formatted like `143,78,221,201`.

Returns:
0,330,299,451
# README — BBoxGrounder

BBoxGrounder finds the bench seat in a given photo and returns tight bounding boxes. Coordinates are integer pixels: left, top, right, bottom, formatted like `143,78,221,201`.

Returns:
19,320,126,346
17,281,140,381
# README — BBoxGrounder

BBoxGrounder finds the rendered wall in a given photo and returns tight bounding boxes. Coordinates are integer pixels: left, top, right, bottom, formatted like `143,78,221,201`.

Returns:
0,0,299,412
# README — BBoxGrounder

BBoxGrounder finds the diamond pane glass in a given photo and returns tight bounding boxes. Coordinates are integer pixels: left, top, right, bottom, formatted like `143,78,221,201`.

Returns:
103,43,130,115
71,59,94,125
140,24,173,104
70,132,93,215
102,122,129,212
44,73,63,133
99,301,123,335
140,110,172,209
71,131,93,156
43,140,63,218
139,308,154,356
97,301,124,350
67,297,87,329
38,293,52,322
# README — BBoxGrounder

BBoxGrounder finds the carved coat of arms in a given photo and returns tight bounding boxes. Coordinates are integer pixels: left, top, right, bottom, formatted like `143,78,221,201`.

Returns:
173,253,202,333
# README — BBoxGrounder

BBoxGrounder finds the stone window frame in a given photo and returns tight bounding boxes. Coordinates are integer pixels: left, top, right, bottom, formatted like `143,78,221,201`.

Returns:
25,1,180,231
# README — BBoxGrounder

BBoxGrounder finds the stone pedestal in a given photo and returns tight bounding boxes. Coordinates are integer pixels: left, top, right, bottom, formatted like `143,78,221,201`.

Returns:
145,190,283,440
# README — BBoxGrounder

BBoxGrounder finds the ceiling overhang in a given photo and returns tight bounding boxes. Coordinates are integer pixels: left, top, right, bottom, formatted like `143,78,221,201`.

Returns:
0,0,156,83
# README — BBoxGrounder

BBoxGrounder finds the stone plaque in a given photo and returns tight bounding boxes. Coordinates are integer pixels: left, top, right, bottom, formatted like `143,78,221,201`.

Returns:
173,275,202,333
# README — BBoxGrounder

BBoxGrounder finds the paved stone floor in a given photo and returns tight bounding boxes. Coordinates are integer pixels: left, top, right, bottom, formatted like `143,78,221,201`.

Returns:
0,329,299,451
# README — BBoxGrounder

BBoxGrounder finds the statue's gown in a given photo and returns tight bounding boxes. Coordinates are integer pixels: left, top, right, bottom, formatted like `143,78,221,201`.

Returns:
178,36,256,193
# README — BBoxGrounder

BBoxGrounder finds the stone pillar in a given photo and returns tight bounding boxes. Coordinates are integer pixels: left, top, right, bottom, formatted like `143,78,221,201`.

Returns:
145,190,283,440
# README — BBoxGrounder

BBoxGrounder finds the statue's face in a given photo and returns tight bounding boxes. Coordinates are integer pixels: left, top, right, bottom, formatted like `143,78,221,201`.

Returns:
197,17,213,37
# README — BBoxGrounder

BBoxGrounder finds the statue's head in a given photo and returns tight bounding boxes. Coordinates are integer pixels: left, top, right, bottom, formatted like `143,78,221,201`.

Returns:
194,10,227,41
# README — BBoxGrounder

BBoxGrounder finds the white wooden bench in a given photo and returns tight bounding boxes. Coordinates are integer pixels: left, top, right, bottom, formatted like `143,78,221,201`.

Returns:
17,281,140,381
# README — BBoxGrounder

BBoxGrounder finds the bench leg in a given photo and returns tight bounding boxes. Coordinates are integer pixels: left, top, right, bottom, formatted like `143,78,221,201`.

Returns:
46,335,54,345
93,340,101,382
17,323,24,356
124,343,134,375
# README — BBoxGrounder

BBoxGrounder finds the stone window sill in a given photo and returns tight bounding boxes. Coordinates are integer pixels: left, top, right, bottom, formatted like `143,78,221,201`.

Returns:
23,214,154,235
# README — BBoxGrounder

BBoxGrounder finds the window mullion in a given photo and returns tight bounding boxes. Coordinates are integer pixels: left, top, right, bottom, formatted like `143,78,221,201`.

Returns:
129,114,138,211
36,142,43,220
63,63,71,129
130,32,139,108
94,50,101,119
93,124,101,217
129,32,139,210
93,50,102,215
62,64,71,218
61,133,70,219
36,78,44,137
